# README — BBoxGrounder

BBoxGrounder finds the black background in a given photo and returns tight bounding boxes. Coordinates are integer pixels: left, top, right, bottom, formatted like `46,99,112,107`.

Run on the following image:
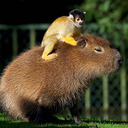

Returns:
0,0,84,24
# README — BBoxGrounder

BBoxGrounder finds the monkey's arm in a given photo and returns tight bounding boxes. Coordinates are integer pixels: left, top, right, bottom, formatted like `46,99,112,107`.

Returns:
60,36,77,46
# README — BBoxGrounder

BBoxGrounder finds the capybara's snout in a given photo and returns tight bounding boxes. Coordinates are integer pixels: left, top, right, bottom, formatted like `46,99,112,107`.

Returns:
114,51,123,70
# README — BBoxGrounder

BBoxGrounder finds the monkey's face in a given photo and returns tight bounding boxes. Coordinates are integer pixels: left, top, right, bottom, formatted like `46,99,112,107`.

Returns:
68,14,85,28
69,9,85,28
74,15,85,28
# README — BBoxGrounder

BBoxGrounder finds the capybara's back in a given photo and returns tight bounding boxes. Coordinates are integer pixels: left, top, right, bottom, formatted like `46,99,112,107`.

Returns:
0,34,123,123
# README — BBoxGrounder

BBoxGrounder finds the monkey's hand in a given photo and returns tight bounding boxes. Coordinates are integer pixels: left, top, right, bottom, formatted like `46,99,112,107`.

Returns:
61,36,77,46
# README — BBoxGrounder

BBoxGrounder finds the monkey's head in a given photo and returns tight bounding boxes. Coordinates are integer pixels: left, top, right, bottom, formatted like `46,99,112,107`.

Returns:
68,9,85,28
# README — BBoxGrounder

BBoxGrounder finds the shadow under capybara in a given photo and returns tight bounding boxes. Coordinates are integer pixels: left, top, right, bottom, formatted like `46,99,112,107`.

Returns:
0,34,123,123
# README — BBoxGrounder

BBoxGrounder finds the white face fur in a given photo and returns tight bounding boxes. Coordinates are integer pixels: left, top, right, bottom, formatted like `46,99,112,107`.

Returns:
68,14,85,28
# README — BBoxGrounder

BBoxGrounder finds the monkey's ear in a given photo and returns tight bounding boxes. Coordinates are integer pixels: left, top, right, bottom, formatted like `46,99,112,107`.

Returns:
77,36,87,49
68,14,74,21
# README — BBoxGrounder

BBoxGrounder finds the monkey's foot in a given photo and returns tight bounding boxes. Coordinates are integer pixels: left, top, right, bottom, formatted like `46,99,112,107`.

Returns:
41,53,58,60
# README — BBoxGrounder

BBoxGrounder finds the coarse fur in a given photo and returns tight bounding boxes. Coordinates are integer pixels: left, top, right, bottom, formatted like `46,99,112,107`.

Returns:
0,34,122,123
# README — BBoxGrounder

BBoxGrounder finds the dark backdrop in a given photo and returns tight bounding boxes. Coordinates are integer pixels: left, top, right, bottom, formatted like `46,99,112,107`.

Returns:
0,0,84,24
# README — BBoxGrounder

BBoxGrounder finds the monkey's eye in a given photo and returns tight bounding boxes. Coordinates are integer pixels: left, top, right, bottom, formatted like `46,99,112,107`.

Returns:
76,18,80,22
94,46,104,53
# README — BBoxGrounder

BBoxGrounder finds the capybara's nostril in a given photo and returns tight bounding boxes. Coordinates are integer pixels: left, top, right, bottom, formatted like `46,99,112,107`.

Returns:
118,58,123,65
114,54,123,68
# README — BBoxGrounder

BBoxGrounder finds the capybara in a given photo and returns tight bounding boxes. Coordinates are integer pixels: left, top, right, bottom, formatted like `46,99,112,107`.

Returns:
0,34,123,123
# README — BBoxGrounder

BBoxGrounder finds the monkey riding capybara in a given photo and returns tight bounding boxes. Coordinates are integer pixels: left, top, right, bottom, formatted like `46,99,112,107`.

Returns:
0,34,123,124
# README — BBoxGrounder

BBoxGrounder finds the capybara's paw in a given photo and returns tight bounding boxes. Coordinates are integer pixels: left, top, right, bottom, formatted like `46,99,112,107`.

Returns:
34,116,43,124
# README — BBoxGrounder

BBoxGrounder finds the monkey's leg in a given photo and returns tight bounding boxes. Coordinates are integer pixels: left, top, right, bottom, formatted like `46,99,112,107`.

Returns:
61,36,77,46
42,37,58,60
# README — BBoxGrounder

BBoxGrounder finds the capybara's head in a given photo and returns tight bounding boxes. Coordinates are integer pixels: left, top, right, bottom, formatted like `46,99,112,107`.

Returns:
64,34,123,79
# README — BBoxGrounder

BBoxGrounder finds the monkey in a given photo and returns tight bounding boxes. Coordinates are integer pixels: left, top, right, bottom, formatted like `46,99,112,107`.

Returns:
41,9,85,60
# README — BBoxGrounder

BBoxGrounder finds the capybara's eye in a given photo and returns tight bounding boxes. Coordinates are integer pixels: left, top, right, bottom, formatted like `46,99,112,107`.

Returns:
94,46,104,53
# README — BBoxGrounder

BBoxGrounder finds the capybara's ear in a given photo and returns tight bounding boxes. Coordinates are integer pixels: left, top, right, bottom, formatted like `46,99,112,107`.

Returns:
77,36,87,49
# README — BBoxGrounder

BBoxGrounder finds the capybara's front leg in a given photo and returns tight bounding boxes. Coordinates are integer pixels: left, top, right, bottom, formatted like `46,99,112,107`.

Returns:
69,104,83,123
34,106,45,124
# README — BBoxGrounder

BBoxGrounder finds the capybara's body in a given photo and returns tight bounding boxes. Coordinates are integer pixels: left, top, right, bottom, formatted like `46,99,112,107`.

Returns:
0,34,122,123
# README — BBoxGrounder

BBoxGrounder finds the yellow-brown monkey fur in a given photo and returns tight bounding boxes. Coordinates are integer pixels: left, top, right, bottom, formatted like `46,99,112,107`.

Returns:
41,9,85,60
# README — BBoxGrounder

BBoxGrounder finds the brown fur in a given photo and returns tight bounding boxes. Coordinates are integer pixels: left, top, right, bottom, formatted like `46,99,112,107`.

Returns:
0,34,122,123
